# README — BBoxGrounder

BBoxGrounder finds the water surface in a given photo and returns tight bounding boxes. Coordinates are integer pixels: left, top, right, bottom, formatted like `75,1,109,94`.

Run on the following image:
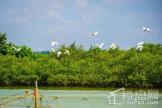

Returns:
0,88,161,108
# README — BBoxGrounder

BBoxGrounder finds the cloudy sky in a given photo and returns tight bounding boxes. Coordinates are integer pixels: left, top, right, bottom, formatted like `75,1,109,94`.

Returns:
0,0,162,50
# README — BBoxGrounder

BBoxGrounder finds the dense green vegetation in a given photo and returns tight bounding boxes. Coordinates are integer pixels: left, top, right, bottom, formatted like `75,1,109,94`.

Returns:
0,33,162,88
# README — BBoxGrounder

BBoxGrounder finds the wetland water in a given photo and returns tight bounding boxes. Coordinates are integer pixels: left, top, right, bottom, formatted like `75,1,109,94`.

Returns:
0,88,161,108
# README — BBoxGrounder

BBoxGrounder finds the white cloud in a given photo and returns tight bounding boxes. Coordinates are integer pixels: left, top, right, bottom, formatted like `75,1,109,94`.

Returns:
74,0,89,8
31,0,66,10
12,0,65,23
48,10,60,17
14,14,33,24
12,11,33,24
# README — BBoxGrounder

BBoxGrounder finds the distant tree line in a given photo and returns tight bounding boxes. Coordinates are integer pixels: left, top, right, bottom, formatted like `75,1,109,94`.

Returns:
0,33,162,88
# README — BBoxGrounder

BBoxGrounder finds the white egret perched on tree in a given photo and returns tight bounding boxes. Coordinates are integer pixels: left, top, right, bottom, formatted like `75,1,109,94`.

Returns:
51,41,70,57
56,49,70,58
57,51,62,57
12,46,21,52
51,41,60,52
51,48,55,52
64,49,70,55
142,27,151,32
16,48,21,52
51,41,59,47
109,43,119,49
136,45,143,51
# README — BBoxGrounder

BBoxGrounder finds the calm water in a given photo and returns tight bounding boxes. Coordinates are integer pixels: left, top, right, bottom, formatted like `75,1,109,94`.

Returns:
0,88,161,108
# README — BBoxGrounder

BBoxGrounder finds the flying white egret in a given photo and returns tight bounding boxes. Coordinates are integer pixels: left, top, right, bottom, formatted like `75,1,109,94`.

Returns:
146,28,151,32
89,31,98,36
51,41,59,47
109,43,119,49
136,42,145,51
92,43,104,49
98,43,104,48
64,49,70,55
136,42,145,46
142,27,151,32
57,51,62,57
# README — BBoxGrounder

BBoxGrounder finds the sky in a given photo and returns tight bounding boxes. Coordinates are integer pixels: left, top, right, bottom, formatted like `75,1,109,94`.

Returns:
0,0,162,50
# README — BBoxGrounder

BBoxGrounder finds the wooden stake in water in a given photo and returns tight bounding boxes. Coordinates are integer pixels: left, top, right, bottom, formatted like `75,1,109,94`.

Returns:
34,81,39,108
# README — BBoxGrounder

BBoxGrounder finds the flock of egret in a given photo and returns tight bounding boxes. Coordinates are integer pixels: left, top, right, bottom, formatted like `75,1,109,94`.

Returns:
56,49,70,58
51,41,70,57
49,27,150,57
90,27,150,51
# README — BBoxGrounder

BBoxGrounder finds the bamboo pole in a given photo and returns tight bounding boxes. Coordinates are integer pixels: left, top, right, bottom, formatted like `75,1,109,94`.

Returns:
34,81,39,108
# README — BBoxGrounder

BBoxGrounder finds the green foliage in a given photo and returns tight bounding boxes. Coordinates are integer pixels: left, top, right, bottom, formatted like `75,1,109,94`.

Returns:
0,32,34,57
0,33,7,45
0,33,162,88
0,33,8,55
